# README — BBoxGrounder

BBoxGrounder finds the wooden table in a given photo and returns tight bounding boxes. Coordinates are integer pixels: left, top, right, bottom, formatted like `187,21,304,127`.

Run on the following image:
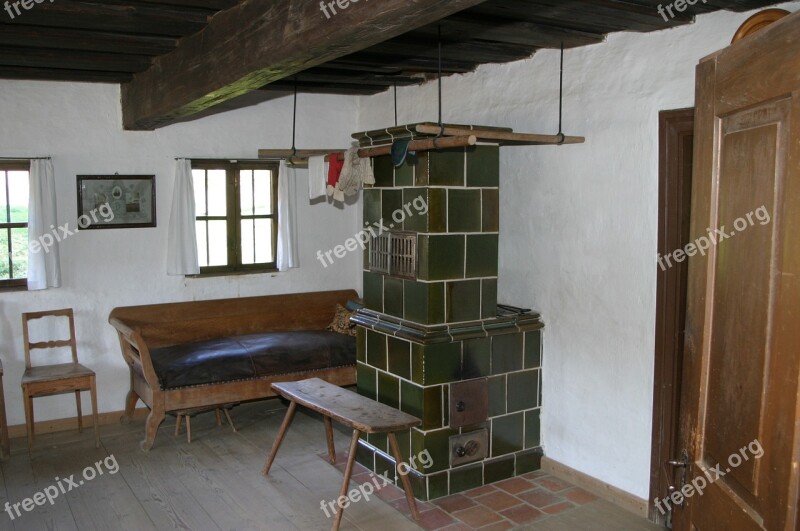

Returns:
263,378,422,530
0,360,9,460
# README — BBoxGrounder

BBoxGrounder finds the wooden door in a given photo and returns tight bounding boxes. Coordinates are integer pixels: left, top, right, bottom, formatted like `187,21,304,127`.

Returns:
676,12,800,531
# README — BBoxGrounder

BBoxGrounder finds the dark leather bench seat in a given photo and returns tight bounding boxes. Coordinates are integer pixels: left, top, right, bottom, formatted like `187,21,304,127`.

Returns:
150,331,356,390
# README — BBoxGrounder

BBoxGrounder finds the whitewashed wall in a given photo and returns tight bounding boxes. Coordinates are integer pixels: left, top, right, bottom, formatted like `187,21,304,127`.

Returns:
0,81,362,425
358,2,799,500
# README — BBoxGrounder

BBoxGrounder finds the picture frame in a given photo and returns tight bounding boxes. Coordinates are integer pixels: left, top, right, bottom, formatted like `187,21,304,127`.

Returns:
76,175,156,229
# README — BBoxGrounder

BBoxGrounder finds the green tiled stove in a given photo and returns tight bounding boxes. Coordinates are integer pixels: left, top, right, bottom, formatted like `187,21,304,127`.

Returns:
352,124,544,500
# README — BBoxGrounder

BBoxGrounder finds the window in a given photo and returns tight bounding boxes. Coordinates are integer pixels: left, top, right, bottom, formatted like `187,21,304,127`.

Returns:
192,160,279,275
0,161,29,289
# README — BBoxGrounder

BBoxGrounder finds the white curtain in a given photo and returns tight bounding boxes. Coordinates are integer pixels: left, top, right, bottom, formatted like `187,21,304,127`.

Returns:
276,160,299,271
27,159,61,291
166,159,200,275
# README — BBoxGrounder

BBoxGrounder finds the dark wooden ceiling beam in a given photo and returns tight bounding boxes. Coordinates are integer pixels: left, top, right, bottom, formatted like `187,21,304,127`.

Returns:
0,47,153,72
121,0,489,130
368,36,537,64
0,66,132,82
0,25,177,55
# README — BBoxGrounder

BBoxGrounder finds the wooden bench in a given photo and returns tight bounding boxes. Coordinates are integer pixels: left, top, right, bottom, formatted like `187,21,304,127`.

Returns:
262,378,422,530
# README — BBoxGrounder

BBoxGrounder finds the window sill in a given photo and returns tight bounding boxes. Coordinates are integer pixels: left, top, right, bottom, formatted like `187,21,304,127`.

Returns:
186,268,280,279
0,281,28,293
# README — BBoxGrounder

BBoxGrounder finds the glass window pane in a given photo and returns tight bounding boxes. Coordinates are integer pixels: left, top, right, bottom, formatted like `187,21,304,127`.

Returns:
253,170,272,215
0,229,9,280
192,170,207,217
8,171,28,223
10,227,27,279
254,218,274,264
207,220,228,267
207,169,227,216
195,221,208,268
0,172,7,223
240,219,255,265
240,170,253,216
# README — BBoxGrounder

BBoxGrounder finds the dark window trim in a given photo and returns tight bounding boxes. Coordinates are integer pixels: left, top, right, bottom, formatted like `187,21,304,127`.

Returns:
190,160,279,277
0,160,30,290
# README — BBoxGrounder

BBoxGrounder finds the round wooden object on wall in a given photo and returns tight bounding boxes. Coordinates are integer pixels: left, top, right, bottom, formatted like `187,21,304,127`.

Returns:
731,8,790,43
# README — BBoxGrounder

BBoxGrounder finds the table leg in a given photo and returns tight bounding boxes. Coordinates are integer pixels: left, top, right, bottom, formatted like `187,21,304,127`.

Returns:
262,401,297,475
324,416,336,464
332,429,360,531
388,432,421,521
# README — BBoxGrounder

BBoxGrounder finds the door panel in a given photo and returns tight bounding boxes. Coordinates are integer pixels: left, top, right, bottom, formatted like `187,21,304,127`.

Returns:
678,11,800,531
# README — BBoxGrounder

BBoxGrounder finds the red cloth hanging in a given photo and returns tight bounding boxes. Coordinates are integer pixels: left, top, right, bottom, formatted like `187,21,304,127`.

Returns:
327,152,345,195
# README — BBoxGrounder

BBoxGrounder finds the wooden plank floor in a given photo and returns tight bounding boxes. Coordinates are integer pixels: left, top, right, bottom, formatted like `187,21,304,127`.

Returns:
0,399,660,530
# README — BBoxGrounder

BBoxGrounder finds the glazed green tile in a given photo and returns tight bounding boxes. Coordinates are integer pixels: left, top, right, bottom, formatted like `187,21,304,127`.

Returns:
367,330,387,371
515,447,544,475
363,188,382,226
446,280,481,322
363,271,383,312
355,439,375,470
400,380,423,421
463,338,490,379
422,386,444,430
407,469,428,501
465,234,498,278
403,188,446,233
383,277,404,318
417,342,462,386
428,471,449,500
387,337,411,380
525,408,541,449
525,330,542,369
394,158,414,187
373,155,394,188
492,413,524,457
381,189,403,229
368,432,389,454
418,235,465,281
466,145,499,187
410,427,457,474
442,385,450,426
488,375,507,417
482,188,500,232
357,362,377,400
357,327,367,363
378,371,400,409
507,370,538,412
481,279,498,319
491,333,523,375
414,152,430,186
394,429,411,462
411,343,424,385
448,189,481,233
538,370,543,407
429,148,465,187
449,463,483,493
375,451,396,483
484,455,515,484
404,281,445,325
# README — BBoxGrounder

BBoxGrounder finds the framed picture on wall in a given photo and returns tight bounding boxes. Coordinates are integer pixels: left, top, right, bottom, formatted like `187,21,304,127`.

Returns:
76,175,156,229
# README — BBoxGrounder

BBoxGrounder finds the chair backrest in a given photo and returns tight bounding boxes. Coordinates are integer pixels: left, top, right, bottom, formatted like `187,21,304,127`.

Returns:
21,308,78,369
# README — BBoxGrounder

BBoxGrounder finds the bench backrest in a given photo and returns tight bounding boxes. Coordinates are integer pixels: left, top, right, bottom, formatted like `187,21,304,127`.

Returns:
109,289,358,348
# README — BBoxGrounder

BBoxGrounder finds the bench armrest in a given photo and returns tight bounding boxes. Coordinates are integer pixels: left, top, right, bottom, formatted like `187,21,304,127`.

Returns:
109,316,160,388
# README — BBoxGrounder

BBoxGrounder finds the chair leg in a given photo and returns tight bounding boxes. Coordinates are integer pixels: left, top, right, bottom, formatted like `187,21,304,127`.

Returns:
388,432,421,522
90,380,99,448
223,409,237,433
23,390,34,453
324,416,336,464
262,401,297,475
175,415,183,437
215,409,222,426
186,416,192,444
332,429,361,531
75,390,83,433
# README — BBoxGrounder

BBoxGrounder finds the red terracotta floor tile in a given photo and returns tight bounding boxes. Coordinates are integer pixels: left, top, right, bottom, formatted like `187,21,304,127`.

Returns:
478,521,514,531
438,523,473,531
465,485,498,497
434,494,477,513
564,487,599,505
452,505,504,528
474,490,523,511
543,501,576,514
500,504,546,525
535,475,574,492
521,470,548,480
494,477,535,494
375,483,407,502
418,507,457,530
517,488,564,508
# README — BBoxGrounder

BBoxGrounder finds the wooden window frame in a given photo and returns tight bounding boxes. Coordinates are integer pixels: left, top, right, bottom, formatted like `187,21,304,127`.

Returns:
191,160,279,276
0,160,30,291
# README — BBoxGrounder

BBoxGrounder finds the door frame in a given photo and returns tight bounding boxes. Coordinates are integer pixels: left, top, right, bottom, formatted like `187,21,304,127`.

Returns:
649,108,695,523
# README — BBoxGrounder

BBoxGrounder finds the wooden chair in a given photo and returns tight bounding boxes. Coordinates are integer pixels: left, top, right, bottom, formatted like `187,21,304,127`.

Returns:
21,308,99,451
